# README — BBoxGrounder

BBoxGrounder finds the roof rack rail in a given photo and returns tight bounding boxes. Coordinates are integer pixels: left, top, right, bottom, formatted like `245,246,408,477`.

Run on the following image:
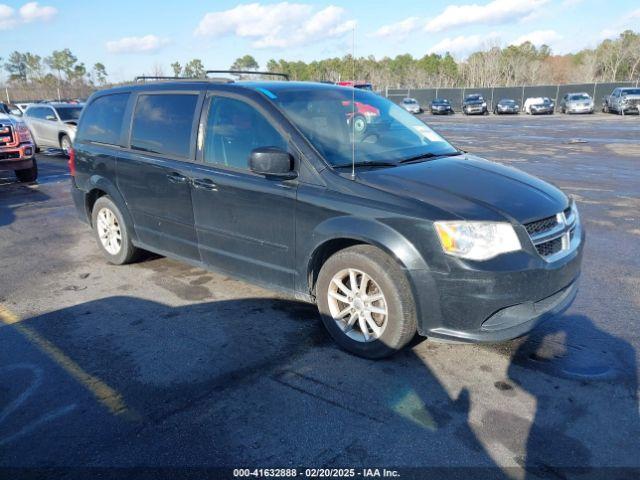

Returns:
205,70,289,81
135,75,234,83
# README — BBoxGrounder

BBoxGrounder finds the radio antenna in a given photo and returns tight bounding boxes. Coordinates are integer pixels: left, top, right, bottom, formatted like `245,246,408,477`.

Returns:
351,25,356,180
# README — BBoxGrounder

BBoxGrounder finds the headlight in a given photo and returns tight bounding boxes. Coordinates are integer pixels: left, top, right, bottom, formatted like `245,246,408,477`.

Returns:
434,221,521,261
482,102,487,107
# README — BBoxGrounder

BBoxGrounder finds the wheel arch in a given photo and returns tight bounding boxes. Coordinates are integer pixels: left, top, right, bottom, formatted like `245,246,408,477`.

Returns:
84,175,138,242
304,216,429,297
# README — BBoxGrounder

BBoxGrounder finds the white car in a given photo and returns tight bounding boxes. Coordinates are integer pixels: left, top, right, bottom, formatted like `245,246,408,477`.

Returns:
401,98,422,114
23,103,83,155
523,97,555,115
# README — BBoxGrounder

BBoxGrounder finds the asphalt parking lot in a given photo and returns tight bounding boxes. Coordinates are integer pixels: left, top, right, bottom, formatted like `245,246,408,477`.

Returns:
1,114,639,478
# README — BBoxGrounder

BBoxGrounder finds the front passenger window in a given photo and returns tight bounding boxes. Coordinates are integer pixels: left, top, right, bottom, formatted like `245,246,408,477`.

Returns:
204,97,286,170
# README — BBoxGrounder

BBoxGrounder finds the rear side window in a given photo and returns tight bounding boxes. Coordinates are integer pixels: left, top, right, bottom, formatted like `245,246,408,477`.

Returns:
77,93,129,145
130,93,198,158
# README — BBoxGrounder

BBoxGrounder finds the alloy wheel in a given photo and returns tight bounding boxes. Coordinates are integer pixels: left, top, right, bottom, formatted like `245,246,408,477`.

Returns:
96,207,122,255
327,268,388,342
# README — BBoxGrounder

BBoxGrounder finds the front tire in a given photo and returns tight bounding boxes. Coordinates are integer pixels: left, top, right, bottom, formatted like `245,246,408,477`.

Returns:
60,134,72,156
15,158,38,182
316,245,417,359
91,196,140,265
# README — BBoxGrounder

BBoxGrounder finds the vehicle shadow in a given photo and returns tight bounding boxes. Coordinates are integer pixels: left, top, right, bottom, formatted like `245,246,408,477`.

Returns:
507,315,639,479
0,295,508,478
0,179,50,227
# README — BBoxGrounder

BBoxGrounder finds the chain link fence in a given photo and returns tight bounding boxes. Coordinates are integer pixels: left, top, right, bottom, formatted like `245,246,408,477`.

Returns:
385,81,640,111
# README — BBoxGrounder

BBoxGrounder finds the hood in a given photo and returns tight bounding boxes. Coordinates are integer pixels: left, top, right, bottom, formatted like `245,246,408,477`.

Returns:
356,155,568,224
465,100,484,105
0,113,16,125
622,94,640,101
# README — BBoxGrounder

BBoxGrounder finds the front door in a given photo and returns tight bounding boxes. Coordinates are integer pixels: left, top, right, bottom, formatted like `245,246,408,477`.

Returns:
191,94,297,290
116,91,202,260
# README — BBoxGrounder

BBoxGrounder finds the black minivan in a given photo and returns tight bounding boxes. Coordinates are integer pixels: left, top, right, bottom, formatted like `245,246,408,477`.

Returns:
70,79,584,358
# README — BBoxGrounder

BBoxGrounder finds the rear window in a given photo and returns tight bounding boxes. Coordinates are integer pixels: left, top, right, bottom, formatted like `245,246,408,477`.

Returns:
130,93,198,158
77,93,129,145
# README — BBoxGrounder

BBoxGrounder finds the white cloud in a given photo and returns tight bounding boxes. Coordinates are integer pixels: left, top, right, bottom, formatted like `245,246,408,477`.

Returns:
194,2,355,49
512,29,562,47
425,0,549,33
597,8,640,41
0,2,56,29
106,35,170,54
19,2,57,22
371,17,421,39
0,5,15,30
428,32,500,56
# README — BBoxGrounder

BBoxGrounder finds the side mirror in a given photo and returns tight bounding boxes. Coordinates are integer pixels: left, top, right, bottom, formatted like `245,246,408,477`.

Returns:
46,114,56,121
249,147,296,179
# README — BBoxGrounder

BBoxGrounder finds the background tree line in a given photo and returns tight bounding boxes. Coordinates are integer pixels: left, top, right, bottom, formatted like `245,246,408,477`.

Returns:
2,30,638,102
2,48,107,102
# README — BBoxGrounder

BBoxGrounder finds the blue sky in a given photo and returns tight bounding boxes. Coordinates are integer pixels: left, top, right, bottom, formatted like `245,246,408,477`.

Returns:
1,0,639,82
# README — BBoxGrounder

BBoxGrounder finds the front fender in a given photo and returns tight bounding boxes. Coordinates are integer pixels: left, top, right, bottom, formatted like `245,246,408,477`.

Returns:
311,216,429,272
301,216,437,336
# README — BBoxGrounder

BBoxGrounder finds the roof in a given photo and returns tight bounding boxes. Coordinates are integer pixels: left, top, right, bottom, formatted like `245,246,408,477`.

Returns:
93,80,355,99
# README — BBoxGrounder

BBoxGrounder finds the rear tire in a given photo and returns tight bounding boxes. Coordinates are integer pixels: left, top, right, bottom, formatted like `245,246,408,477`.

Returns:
15,158,38,182
316,245,417,359
91,196,140,265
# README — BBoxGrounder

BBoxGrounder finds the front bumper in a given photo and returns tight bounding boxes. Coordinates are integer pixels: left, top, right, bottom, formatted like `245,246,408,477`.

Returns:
431,107,451,114
567,105,594,113
531,106,554,114
465,105,486,114
0,144,35,171
410,227,584,342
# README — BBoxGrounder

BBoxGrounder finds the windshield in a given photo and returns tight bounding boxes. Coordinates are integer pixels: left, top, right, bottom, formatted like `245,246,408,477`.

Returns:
622,89,640,95
403,99,417,104
466,95,483,101
56,106,83,121
269,87,458,167
569,94,590,101
500,99,516,104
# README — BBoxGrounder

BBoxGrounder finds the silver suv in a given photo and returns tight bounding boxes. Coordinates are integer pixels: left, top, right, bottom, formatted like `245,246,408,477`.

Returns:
23,103,83,155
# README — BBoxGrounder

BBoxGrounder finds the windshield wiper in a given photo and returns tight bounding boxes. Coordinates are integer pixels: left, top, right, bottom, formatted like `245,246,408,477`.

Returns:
333,160,397,169
398,150,463,164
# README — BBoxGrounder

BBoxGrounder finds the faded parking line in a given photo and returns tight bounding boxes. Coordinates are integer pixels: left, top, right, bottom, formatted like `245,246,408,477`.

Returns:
0,303,139,421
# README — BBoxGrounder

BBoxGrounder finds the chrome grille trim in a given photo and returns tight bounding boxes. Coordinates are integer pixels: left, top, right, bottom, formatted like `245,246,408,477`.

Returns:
524,203,581,262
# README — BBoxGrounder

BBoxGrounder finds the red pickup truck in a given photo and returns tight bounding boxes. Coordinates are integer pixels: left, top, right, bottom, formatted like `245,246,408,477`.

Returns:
0,113,37,182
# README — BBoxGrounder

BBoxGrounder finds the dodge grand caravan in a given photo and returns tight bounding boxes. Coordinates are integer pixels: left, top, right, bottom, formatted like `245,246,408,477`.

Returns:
70,79,584,358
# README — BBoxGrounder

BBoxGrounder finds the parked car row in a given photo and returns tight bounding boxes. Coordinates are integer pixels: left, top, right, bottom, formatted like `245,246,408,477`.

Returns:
398,87,640,116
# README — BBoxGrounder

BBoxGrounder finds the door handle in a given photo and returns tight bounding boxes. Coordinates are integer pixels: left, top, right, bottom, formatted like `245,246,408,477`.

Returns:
192,178,218,191
166,172,189,184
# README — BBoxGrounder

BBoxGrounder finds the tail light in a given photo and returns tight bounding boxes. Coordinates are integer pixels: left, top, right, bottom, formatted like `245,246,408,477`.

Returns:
68,148,76,176
15,122,33,143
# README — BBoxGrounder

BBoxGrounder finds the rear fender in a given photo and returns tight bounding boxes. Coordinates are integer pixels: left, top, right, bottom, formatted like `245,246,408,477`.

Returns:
86,175,138,242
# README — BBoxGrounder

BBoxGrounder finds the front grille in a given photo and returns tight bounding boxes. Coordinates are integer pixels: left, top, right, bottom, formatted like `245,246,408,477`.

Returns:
0,124,14,147
535,237,563,257
524,204,579,261
0,151,20,160
524,215,558,235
